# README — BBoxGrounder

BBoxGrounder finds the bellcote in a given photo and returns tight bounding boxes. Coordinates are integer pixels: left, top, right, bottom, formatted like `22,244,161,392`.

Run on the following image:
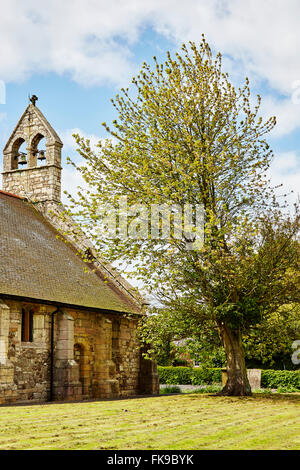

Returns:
2,100,63,203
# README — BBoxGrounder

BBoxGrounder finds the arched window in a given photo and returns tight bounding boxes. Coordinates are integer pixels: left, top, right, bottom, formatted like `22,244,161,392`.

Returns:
21,309,34,342
12,138,27,169
31,133,47,166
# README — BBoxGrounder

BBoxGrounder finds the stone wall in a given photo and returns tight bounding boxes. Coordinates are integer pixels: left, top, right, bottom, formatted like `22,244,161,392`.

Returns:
2,165,61,203
1,300,52,404
0,298,159,405
66,309,142,399
112,316,141,396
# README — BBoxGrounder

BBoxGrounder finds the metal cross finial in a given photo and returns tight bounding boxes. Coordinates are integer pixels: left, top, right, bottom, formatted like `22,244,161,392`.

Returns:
30,94,38,106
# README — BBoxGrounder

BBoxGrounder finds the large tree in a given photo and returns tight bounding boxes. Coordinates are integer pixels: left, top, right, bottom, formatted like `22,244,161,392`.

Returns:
66,38,299,395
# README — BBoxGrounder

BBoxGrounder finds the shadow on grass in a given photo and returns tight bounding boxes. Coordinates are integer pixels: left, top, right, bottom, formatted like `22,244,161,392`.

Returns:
1,390,299,409
202,392,300,404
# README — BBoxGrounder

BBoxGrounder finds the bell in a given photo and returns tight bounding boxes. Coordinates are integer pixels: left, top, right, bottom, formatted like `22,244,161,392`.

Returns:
18,152,27,166
38,150,46,161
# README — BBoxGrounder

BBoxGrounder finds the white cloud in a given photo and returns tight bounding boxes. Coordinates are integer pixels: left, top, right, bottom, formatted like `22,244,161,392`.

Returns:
260,95,300,138
0,0,300,94
58,127,102,201
152,0,300,94
1,1,300,204
0,0,144,86
61,165,87,203
59,128,100,154
269,151,300,206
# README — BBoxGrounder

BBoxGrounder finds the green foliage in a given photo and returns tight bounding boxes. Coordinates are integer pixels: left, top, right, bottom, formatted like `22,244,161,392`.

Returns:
171,358,190,367
160,386,181,394
174,337,226,368
158,366,222,385
184,385,222,394
66,37,297,327
158,367,300,390
261,370,300,389
137,308,226,368
141,303,299,370
243,303,300,368
277,386,299,393
66,36,300,394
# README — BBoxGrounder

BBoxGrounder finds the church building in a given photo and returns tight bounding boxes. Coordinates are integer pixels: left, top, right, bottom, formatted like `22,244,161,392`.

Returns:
0,98,159,404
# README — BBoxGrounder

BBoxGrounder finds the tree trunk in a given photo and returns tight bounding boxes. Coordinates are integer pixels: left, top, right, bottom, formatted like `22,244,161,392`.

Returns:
218,323,252,396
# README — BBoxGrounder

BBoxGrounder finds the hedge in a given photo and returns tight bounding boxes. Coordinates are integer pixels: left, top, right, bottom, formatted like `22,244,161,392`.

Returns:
261,370,300,389
157,366,222,385
157,366,300,389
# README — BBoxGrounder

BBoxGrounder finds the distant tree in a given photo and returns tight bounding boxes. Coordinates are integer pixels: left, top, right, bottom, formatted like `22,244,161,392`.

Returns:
244,303,300,369
140,302,300,370
138,307,222,367
66,37,299,395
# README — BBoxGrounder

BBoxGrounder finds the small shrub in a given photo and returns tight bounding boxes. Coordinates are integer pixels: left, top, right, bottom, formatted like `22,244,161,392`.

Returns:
182,385,222,394
160,386,181,394
277,385,299,393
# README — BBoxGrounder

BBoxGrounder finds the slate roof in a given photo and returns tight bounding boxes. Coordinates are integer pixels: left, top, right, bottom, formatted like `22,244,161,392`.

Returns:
0,191,140,314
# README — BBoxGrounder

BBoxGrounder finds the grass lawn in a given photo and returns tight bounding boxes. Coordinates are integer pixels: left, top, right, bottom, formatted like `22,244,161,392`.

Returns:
0,393,299,450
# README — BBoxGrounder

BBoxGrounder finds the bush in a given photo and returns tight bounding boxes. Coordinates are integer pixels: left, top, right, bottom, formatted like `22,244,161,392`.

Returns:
252,388,273,394
160,386,181,394
158,366,300,389
277,385,299,393
261,370,300,390
158,366,222,385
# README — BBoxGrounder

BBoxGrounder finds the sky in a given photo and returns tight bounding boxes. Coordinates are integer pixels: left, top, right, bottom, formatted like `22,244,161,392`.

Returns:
0,0,299,206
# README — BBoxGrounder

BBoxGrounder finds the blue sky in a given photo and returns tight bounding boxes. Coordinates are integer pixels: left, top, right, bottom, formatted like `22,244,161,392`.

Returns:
0,0,299,205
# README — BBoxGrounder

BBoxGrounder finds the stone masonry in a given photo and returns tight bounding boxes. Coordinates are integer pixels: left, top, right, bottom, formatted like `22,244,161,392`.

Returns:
0,299,156,404
2,103,62,203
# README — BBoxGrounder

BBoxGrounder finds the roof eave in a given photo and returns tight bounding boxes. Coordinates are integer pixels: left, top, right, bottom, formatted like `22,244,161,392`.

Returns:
0,293,144,316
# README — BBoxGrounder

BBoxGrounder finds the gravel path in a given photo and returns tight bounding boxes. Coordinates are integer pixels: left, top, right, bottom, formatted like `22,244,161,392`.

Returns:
160,384,210,391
